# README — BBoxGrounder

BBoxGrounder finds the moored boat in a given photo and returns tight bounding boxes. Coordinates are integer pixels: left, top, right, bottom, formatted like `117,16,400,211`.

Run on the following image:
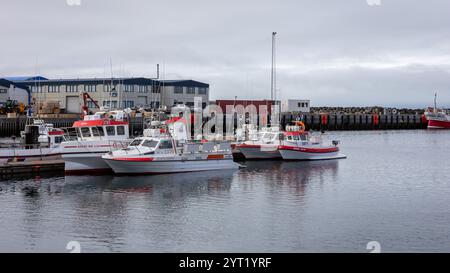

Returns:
424,93,450,129
102,120,240,175
235,127,283,159
278,122,346,161
0,120,64,164
61,110,132,175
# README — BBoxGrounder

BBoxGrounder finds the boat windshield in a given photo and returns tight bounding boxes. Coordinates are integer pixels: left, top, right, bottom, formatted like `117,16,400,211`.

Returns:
142,140,159,148
129,139,143,146
261,133,274,142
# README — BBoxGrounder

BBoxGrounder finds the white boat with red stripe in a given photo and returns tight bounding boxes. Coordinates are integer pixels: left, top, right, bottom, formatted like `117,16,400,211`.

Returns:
61,110,132,175
0,120,65,164
277,123,346,161
102,125,240,175
235,127,283,159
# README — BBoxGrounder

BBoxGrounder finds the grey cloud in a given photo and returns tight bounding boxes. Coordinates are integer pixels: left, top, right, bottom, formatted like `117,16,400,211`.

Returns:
1,0,450,106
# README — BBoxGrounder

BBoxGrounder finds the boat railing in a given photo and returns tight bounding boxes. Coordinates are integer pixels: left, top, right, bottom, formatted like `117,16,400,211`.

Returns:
183,141,232,154
0,142,52,150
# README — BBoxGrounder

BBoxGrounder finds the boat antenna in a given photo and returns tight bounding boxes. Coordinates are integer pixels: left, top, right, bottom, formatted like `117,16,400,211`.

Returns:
434,92,437,113
109,57,114,111
270,32,281,127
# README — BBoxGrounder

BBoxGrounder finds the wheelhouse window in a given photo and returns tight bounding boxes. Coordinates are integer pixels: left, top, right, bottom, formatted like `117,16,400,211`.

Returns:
55,136,64,144
106,126,115,136
80,127,91,138
117,126,125,136
159,140,173,149
92,126,105,137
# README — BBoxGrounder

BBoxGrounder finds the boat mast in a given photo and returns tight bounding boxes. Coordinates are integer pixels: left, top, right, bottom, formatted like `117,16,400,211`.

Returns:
270,32,280,126
109,58,114,111
434,92,437,113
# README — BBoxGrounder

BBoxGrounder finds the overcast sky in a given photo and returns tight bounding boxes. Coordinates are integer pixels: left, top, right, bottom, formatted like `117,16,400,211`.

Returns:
1,0,450,107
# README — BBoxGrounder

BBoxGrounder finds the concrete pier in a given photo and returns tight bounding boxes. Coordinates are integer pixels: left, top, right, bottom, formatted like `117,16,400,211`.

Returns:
0,160,64,178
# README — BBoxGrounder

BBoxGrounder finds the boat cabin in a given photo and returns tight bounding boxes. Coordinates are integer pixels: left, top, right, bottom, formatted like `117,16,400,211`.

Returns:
63,111,130,141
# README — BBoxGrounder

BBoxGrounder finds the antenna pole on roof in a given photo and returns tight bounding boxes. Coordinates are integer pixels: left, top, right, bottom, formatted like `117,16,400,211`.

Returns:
109,57,114,111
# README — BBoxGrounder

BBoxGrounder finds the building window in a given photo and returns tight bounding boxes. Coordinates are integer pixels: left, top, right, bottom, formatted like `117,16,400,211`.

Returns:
103,100,118,108
150,101,160,108
0,88,7,93
31,86,43,93
122,101,134,108
48,85,60,93
87,101,99,109
198,87,207,95
104,84,115,92
152,86,160,93
138,85,148,93
174,86,184,94
67,85,77,93
124,84,134,92
187,87,195,94
84,84,96,92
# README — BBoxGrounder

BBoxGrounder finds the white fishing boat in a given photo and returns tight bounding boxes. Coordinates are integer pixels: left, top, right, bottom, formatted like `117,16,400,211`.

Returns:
235,126,283,159
60,109,132,175
102,119,240,175
0,120,64,164
277,122,346,161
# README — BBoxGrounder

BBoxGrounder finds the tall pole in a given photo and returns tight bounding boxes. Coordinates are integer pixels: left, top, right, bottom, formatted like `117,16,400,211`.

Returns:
434,92,437,113
271,32,277,102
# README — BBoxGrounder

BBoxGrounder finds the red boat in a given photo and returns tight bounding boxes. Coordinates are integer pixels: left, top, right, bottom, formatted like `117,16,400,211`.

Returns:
424,94,450,129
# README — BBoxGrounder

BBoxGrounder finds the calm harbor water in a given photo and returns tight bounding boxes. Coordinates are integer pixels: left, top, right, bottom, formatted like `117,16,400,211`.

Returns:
1,130,450,253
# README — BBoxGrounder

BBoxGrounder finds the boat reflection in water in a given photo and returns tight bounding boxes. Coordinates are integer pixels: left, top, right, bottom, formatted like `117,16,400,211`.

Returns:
109,169,236,196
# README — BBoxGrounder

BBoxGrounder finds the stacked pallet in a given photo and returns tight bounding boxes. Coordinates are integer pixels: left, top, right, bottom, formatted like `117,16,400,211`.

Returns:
37,101,61,114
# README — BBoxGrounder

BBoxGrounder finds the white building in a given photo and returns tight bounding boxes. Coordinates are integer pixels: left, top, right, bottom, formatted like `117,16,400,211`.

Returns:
281,99,311,113
7,76,209,114
0,78,29,105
